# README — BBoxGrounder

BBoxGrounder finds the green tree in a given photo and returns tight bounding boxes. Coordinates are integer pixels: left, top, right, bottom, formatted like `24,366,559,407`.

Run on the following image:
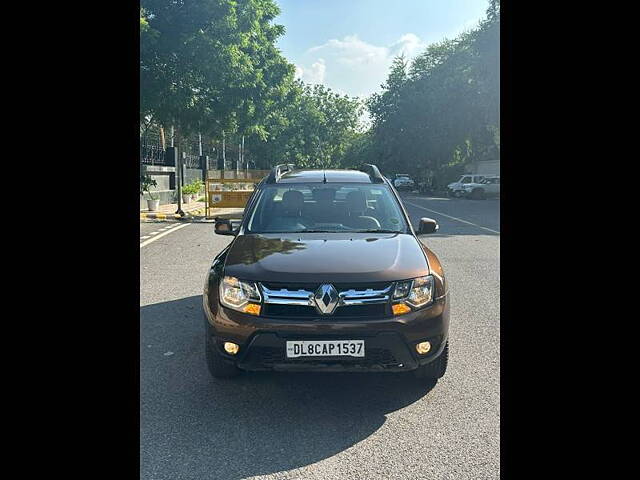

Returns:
140,0,294,143
361,0,500,184
244,82,363,169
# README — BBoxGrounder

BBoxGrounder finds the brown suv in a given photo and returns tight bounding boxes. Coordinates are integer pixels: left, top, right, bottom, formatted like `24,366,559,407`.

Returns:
203,164,449,382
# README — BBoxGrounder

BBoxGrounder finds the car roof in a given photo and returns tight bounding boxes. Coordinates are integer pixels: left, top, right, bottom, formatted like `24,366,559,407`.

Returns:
461,174,499,177
275,169,377,184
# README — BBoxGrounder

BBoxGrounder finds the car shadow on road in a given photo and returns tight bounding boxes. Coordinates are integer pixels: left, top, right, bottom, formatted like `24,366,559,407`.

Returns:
140,295,438,479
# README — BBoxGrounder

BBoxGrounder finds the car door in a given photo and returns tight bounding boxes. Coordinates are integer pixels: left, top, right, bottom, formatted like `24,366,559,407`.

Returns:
473,175,485,184
460,176,473,188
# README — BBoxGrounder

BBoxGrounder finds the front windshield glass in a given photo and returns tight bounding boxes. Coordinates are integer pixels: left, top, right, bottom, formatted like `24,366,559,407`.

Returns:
246,183,408,234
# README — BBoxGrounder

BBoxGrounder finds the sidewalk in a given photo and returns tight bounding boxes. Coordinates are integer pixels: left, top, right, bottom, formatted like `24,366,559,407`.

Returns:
140,201,244,222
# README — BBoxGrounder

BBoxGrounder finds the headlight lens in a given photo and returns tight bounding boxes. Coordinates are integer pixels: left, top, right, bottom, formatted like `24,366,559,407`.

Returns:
393,280,412,299
406,275,434,308
219,276,261,312
393,275,434,309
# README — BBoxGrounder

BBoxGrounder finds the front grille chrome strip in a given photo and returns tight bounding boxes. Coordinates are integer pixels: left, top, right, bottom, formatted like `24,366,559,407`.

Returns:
339,285,392,306
260,285,315,306
259,283,392,308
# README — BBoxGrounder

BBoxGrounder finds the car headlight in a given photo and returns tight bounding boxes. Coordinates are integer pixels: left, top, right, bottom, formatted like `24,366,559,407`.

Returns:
219,276,262,314
393,275,435,310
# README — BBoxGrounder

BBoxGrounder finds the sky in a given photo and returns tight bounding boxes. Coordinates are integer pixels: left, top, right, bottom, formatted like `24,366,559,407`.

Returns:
274,0,490,99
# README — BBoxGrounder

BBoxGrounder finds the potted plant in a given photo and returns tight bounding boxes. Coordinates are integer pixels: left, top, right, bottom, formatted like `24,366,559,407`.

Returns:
182,183,194,204
141,174,160,211
191,179,204,201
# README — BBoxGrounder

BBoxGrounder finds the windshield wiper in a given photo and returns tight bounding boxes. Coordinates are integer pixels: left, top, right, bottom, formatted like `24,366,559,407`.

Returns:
351,229,403,234
290,229,337,233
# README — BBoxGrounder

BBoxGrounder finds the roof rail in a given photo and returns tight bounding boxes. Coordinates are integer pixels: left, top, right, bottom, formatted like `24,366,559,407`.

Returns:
265,164,296,183
359,164,385,183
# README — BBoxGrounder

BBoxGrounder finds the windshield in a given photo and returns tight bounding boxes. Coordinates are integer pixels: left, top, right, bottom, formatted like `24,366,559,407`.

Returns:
246,183,409,234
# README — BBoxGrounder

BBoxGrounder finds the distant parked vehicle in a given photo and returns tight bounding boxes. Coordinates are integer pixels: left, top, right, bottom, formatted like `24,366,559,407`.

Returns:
462,176,500,199
393,174,416,191
447,174,487,197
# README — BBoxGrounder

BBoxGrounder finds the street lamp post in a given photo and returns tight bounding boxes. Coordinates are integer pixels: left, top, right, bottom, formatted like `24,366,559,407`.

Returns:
175,151,185,216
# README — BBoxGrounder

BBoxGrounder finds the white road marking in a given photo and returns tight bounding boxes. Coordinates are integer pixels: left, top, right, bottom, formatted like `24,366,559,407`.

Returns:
140,223,183,242
140,223,190,248
403,200,500,234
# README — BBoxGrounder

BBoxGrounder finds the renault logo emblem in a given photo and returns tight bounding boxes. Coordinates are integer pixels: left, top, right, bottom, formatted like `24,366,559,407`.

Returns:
314,284,339,314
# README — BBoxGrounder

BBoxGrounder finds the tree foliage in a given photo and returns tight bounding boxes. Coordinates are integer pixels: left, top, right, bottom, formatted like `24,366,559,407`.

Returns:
140,0,294,140
363,2,500,185
140,0,499,185
244,82,363,168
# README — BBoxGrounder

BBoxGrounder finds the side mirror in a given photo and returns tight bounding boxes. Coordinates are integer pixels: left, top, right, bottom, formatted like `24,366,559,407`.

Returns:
417,217,439,235
214,219,236,236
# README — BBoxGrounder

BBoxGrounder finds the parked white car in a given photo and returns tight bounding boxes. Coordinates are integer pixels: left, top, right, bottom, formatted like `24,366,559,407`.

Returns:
393,175,416,191
447,174,488,197
462,176,500,199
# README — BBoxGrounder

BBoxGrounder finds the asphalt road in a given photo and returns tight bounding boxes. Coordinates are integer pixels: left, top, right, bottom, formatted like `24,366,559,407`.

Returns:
140,194,500,479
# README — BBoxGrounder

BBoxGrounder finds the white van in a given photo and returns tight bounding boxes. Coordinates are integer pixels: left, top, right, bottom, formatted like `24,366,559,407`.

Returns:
447,174,488,197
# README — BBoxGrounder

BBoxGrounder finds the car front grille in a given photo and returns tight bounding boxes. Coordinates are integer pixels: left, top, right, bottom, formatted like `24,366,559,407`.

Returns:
259,282,393,318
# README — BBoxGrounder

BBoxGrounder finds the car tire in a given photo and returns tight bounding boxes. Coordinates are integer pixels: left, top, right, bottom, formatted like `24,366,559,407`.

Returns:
471,188,485,200
205,334,241,379
413,342,449,380
452,190,463,198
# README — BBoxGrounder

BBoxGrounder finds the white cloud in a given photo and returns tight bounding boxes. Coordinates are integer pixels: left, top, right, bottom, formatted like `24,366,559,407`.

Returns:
296,34,427,98
309,35,388,67
388,33,427,58
294,58,326,85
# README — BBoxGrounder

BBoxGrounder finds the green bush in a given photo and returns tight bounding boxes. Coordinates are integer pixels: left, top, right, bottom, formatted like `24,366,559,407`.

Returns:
183,179,204,195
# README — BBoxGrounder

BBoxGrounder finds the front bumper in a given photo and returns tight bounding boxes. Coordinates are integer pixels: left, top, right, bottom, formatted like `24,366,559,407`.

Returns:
203,295,449,373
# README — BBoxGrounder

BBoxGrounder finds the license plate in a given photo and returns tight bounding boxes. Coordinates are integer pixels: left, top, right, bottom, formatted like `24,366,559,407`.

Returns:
286,340,365,358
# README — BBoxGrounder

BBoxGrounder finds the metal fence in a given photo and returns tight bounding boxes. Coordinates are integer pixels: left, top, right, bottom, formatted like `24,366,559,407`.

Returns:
183,152,202,169
140,143,167,165
140,125,167,165
140,125,250,171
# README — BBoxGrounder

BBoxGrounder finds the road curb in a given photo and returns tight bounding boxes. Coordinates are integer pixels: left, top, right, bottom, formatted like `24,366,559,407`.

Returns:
140,207,245,223
140,207,207,222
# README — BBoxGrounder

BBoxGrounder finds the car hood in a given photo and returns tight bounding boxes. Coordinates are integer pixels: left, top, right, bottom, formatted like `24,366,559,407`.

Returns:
223,233,430,284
